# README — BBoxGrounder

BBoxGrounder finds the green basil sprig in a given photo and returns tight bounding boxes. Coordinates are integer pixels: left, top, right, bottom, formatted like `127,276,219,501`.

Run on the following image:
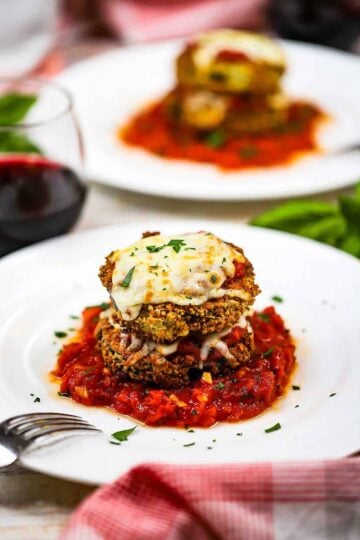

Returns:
0,93,37,125
251,183,360,259
0,92,42,154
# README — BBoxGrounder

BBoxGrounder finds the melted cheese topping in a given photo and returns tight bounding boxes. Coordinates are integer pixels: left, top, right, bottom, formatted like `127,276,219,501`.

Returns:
192,29,285,69
110,232,245,320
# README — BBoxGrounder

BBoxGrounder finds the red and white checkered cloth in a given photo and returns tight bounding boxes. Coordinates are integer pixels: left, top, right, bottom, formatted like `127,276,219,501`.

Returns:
101,0,268,43
61,458,360,540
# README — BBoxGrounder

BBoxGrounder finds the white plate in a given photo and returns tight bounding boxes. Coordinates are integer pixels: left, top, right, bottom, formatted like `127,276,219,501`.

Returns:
0,220,359,485
56,39,360,201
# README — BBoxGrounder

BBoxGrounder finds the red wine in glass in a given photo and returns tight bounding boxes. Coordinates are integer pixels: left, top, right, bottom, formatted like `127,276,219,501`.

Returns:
0,156,86,256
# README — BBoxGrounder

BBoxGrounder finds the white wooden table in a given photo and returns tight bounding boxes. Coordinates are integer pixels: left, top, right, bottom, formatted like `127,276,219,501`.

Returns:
0,179,349,539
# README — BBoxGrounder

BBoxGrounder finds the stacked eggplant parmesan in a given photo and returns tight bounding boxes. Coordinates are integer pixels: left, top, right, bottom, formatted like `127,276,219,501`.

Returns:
96,231,260,388
164,29,289,134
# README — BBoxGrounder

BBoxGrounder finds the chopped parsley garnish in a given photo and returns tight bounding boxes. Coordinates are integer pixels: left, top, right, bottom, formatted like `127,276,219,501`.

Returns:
212,439,217,443
110,427,136,444
258,313,270,323
207,446,213,450
54,331,67,338
121,266,135,288
214,382,225,390
146,245,164,253
265,422,281,433
222,257,227,264
85,302,109,310
168,238,186,253
295,405,299,408
33,397,41,403
236,432,243,436
263,348,273,358
185,247,196,251
292,385,301,391
183,442,195,447
210,274,217,283
69,315,79,320
191,409,198,416
186,296,193,300
130,252,135,257
150,264,159,269
271,295,283,303
147,239,187,254
187,429,195,433
329,392,337,397
162,287,167,291
204,130,225,148
58,391,70,397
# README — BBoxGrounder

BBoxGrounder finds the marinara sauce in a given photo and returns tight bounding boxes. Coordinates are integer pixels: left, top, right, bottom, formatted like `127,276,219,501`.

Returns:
120,99,324,170
53,305,296,428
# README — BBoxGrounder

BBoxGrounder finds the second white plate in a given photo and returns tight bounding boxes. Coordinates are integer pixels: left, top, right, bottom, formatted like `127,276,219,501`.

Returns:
56,39,360,200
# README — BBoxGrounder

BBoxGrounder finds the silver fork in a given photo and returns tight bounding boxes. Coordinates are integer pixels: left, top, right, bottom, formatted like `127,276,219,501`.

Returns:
0,412,101,468
329,142,360,157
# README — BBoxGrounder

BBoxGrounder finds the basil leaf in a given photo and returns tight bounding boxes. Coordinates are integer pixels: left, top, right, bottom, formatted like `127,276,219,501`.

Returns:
251,200,337,232
338,193,360,257
0,93,37,125
250,182,360,260
111,427,136,442
297,215,346,246
339,234,360,258
0,131,42,154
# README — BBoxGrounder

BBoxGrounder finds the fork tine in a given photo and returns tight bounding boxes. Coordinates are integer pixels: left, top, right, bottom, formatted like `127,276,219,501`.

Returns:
26,424,101,442
5,412,82,423
2,413,82,429
14,419,92,436
14,418,92,435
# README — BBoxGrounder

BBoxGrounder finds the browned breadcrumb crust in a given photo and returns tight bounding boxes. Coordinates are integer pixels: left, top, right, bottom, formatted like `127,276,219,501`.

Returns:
142,231,160,238
98,238,259,343
163,86,288,135
176,47,284,95
95,317,253,388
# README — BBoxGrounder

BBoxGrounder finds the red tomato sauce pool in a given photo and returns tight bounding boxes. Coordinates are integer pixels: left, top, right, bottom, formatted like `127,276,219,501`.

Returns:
119,99,325,170
53,306,296,428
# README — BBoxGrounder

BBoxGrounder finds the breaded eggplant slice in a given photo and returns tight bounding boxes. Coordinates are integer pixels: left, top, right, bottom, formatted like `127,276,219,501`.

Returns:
164,86,289,133
177,30,285,95
96,316,254,388
99,244,260,343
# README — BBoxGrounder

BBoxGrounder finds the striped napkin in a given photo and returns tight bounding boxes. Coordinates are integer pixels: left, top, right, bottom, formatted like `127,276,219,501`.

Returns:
61,458,360,539
101,0,268,43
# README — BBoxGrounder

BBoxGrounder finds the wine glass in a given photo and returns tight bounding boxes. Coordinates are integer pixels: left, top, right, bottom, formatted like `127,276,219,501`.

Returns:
0,77,86,256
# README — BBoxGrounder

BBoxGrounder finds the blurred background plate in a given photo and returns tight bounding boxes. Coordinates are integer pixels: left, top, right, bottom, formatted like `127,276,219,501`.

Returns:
56,39,360,201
